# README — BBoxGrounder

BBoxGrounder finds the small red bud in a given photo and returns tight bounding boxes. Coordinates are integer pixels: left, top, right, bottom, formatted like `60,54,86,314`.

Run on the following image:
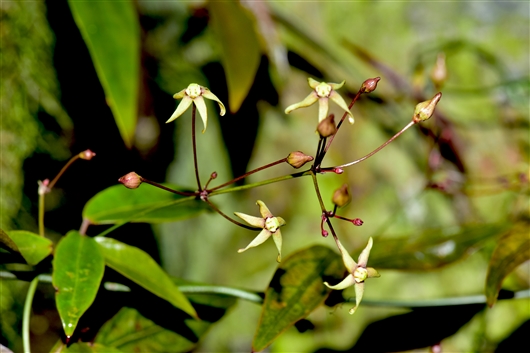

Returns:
352,218,363,226
211,172,218,179
118,172,142,189
361,77,380,93
287,151,314,169
79,149,96,160
322,230,329,237
333,168,344,174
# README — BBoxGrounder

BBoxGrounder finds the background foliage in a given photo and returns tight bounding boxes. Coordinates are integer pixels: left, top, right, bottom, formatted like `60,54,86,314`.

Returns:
1,1,529,352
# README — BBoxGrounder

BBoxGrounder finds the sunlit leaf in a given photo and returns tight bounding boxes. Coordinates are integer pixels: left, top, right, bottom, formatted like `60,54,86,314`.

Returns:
83,184,208,224
0,228,19,253
369,223,510,270
5,230,53,265
94,237,197,319
95,294,236,352
252,245,344,352
485,221,530,307
51,341,120,353
208,1,262,112
68,0,140,148
53,231,105,337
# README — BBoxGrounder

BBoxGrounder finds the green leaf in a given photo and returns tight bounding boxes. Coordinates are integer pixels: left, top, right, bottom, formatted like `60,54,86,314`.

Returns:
95,294,236,352
485,221,530,307
252,245,344,352
53,231,105,337
83,184,208,224
94,237,197,319
369,223,510,270
0,228,20,253
5,230,53,265
209,1,262,113
67,0,140,148
50,341,120,353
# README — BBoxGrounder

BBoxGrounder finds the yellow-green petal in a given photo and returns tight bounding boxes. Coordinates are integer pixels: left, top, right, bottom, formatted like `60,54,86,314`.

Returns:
329,80,345,90
335,238,357,272
166,96,192,124
202,88,226,116
173,88,187,99
308,77,320,89
285,91,319,114
318,98,329,123
257,200,273,218
272,231,282,263
349,282,365,314
238,229,271,253
357,237,373,267
234,212,265,229
193,95,208,133
329,90,354,123
366,267,380,278
324,274,355,290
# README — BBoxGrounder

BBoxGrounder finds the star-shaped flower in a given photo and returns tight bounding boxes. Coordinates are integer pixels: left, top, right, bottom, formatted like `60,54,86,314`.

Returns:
166,83,226,133
235,200,286,262
324,237,380,314
285,78,354,124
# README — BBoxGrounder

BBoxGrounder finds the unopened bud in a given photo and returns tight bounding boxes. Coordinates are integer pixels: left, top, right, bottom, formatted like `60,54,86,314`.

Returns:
317,114,337,138
79,149,96,160
332,184,351,207
430,53,447,88
322,229,329,237
287,151,314,169
333,167,344,174
352,218,363,226
38,179,51,195
118,172,142,189
210,172,218,179
360,77,380,93
412,92,442,123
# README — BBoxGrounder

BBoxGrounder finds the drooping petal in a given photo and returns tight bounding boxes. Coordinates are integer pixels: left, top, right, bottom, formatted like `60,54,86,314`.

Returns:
257,200,273,218
272,230,282,263
329,80,345,90
357,237,373,268
349,282,365,315
202,88,226,116
276,217,286,227
173,88,187,99
307,77,320,89
166,96,193,123
335,238,357,272
366,267,380,278
234,212,265,229
238,229,271,253
193,96,208,133
329,91,354,124
318,98,329,123
324,274,355,290
285,91,319,114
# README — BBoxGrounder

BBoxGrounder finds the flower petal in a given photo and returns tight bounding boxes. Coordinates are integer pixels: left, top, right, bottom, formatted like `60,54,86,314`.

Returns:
335,238,357,272
318,98,329,123
193,96,208,133
366,267,380,278
329,80,345,90
357,237,373,268
166,96,193,123
257,200,273,218
329,91,354,123
349,282,365,315
324,274,355,290
307,77,320,89
238,229,271,253
285,92,319,114
202,89,226,116
173,88,187,99
234,212,265,229
272,230,282,263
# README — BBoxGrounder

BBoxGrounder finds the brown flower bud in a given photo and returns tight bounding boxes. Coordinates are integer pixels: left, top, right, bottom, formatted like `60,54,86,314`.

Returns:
412,92,442,123
79,149,96,160
118,172,142,189
287,151,314,169
332,184,351,207
430,53,447,88
361,77,381,93
317,114,337,138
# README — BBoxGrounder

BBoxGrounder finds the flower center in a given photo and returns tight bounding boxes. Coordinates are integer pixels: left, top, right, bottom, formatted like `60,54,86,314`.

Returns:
265,217,281,233
315,82,332,98
186,84,202,99
353,267,368,283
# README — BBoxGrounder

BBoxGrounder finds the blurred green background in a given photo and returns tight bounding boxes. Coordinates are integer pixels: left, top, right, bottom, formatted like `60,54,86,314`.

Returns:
1,1,528,352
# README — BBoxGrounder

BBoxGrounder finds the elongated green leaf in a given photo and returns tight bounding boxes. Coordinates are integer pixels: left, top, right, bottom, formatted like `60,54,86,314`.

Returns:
83,184,208,224
252,245,344,352
0,228,19,253
94,237,197,318
6,230,53,265
485,221,530,307
96,294,236,352
53,231,105,337
68,0,139,148
209,1,262,112
369,223,510,270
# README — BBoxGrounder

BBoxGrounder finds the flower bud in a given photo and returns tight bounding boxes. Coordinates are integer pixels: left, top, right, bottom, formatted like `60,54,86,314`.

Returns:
317,114,337,138
79,149,96,160
360,77,380,93
287,151,314,169
412,92,442,123
333,168,344,174
210,172,218,179
118,172,142,189
332,184,351,207
430,53,447,88
352,218,363,226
